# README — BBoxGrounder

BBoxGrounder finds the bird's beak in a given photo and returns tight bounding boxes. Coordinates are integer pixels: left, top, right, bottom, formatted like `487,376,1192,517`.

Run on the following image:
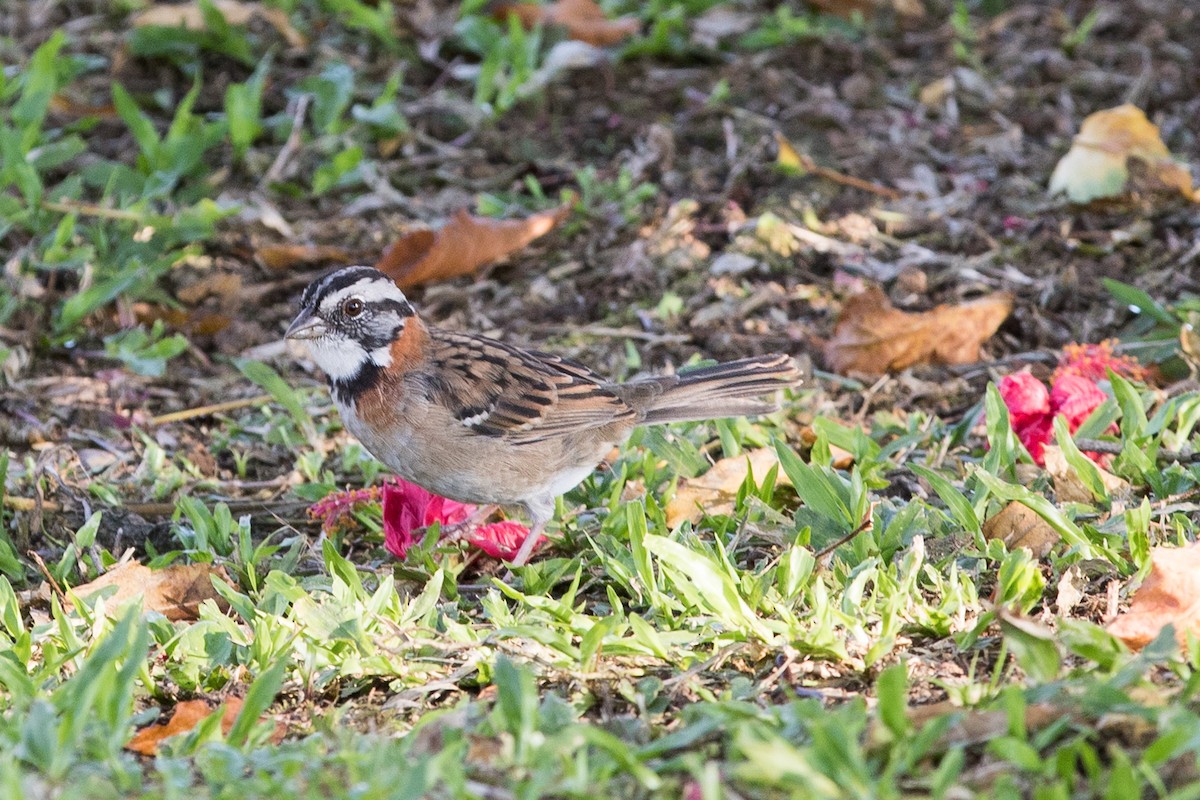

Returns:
285,308,326,340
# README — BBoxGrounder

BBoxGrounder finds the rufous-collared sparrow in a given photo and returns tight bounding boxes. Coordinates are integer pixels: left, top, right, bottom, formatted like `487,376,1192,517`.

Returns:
287,265,801,565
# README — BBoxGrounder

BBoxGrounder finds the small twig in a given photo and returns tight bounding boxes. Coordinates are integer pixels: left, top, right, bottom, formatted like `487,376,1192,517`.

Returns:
40,199,145,222
261,94,310,187
27,551,66,601
814,507,875,562
2,496,61,513
775,133,901,200
146,394,273,427
1074,439,1200,464
663,642,746,689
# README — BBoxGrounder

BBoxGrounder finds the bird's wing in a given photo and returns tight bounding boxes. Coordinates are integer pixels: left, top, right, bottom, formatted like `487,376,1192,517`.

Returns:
423,328,636,444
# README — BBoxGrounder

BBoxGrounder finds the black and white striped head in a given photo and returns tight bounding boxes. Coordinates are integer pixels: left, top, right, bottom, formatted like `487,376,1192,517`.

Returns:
285,266,414,384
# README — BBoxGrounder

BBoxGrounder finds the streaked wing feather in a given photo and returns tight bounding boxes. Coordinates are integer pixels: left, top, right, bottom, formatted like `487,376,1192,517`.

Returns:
426,329,634,442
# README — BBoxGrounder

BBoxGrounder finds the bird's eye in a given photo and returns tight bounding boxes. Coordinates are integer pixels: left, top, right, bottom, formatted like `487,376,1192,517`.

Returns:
343,298,364,318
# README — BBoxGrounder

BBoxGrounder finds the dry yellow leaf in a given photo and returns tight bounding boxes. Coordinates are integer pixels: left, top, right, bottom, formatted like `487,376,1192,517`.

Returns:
665,449,785,528
1048,104,1196,203
133,1,307,48
492,0,640,47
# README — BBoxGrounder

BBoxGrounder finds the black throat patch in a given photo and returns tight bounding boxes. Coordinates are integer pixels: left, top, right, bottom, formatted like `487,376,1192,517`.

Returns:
331,359,384,406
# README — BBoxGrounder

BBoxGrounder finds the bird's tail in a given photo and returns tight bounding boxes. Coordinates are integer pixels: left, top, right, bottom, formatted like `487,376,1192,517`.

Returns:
618,353,802,425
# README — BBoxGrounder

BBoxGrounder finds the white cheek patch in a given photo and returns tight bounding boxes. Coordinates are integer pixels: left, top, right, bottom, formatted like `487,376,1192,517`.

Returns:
369,344,393,368
305,336,369,381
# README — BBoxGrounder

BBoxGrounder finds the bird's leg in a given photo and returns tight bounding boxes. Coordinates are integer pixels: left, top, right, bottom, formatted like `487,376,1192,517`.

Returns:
508,518,546,567
508,500,552,566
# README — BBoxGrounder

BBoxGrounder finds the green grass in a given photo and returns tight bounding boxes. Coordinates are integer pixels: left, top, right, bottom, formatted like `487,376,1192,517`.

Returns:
6,373,1200,797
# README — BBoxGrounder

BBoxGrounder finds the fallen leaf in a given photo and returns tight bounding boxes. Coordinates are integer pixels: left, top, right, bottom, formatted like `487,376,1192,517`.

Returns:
1055,565,1085,616
1108,545,1200,650
375,205,570,289
127,699,219,756
133,304,232,336
132,0,307,48
665,449,786,528
126,697,284,755
71,561,231,621
982,501,1059,557
49,93,117,119
902,701,1062,750
492,0,640,47
823,286,1012,375
255,243,352,272
775,131,805,173
1043,445,1128,504
1048,104,1196,203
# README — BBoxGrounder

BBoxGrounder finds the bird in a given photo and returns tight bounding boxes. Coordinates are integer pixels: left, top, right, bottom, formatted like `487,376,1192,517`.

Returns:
286,265,802,566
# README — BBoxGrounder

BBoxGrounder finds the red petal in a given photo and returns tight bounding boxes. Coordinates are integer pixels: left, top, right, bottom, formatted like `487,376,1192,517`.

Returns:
999,372,1050,430
382,480,477,559
1017,415,1054,466
1050,374,1107,430
468,521,541,561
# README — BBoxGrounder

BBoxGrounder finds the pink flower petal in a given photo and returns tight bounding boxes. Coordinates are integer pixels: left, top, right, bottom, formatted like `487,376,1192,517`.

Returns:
383,479,477,559
468,521,540,561
1050,374,1107,431
999,372,1050,431
1016,415,1054,466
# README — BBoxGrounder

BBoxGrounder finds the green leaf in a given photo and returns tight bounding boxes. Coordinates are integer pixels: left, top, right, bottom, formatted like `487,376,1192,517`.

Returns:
1052,415,1108,502
875,662,911,738
910,464,981,536
972,468,1105,560
235,358,314,436
1102,278,1177,326
225,657,287,747
12,31,65,133
999,613,1060,683
643,534,773,641
1110,371,1148,441
774,438,853,526
111,83,160,159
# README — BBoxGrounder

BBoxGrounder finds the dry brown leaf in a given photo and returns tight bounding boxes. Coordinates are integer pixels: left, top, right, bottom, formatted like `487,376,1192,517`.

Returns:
126,699,231,755
492,0,640,47
375,205,570,289
71,561,231,621
1043,445,1129,504
665,449,786,528
893,701,1063,752
982,501,1058,557
126,697,284,755
1049,104,1196,203
255,244,352,272
823,286,1012,376
1107,545,1200,650
132,0,307,48
49,93,117,120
